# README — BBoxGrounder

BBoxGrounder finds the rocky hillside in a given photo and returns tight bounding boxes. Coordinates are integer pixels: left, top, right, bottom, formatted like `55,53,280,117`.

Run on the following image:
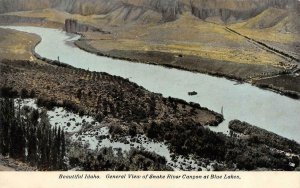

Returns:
0,0,298,23
189,0,299,23
235,7,300,34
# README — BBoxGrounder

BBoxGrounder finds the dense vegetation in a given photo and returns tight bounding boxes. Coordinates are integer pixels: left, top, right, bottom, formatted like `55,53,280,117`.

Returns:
229,120,300,154
145,121,226,161
68,145,171,171
1,96,299,171
144,120,300,171
0,59,222,133
0,97,66,170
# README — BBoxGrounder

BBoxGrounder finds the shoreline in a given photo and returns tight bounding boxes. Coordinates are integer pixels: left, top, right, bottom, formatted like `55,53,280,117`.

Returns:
1,24,299,100
74,38,300,100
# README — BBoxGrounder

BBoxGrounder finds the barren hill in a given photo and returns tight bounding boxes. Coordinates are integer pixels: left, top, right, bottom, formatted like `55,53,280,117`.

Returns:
0,0,298,23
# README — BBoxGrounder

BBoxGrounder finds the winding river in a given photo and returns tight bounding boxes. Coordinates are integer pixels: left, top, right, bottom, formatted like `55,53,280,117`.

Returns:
2,26,300,143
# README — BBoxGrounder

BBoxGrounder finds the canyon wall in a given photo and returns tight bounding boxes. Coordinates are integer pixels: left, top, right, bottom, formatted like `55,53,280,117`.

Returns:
189,0,299,23
64,19,110,33
0,0,298,23
65,19,89,32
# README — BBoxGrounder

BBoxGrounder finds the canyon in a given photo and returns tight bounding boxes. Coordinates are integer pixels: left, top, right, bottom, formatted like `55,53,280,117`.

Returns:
0,0,299,171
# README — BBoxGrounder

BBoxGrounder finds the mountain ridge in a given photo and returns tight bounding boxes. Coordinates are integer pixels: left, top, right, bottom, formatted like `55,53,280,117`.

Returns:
0,0,299,23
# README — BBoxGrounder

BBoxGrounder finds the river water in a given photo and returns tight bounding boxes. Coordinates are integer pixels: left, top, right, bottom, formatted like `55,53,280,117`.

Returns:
2,26,300,143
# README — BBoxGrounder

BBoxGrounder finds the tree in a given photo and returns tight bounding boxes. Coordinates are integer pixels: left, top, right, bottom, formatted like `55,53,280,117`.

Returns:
0,98,67,170
20,88,29,98
60,131,66,169
129,125,137,137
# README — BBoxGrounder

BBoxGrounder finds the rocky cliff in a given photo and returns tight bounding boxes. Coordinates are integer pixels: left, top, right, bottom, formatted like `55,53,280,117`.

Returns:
65,19,90,32
64,19,110,33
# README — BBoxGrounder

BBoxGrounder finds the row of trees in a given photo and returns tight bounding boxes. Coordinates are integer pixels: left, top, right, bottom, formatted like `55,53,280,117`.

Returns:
0,98,66,170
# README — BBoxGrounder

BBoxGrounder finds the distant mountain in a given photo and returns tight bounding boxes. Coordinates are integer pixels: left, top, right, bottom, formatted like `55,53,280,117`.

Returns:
0,0,299,23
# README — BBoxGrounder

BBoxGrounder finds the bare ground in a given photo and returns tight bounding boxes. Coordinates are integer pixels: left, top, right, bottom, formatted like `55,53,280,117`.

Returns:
0,155,36,171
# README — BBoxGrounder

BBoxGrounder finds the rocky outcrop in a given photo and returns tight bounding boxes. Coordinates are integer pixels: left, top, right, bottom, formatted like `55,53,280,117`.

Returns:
65,19,87,32
64,19,110,33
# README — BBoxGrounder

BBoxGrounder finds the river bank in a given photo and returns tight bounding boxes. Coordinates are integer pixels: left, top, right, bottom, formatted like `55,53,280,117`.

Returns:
2,25,299,100
1,15,299,99
75,39,300,99
252,74,300,99
0,59,223,127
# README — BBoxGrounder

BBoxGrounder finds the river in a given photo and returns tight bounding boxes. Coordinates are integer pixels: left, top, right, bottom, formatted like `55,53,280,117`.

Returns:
2,26,300,143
